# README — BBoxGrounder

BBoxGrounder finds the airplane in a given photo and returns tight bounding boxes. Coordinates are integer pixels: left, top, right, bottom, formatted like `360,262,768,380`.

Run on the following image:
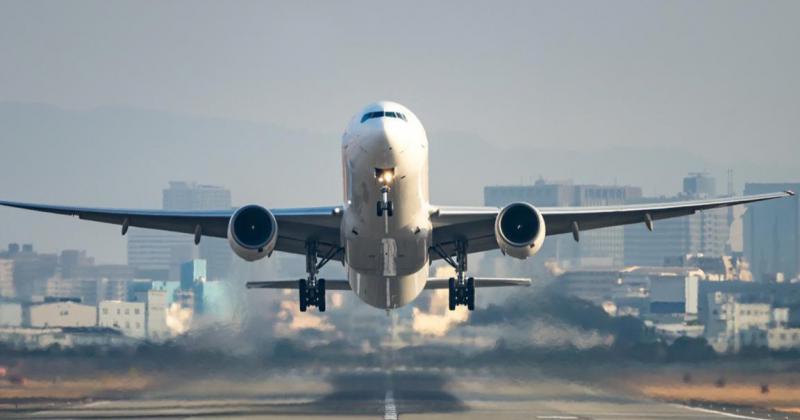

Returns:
0,101,794,312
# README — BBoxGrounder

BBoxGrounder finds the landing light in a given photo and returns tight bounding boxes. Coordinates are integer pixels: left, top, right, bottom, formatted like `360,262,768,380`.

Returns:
375,168,395,186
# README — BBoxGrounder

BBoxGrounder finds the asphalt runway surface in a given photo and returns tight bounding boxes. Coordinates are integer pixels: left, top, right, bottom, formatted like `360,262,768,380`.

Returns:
9,367,797,420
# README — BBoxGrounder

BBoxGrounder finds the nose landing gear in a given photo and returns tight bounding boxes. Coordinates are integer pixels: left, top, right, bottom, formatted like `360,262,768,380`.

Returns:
377,186,394,217
375,168,395,217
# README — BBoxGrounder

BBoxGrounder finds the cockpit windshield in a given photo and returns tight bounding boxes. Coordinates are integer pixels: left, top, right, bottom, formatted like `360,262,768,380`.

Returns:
360,111,407,123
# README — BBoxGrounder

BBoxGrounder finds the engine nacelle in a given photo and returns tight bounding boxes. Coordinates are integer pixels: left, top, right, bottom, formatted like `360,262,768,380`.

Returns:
227,205,278,261
494,202,546,260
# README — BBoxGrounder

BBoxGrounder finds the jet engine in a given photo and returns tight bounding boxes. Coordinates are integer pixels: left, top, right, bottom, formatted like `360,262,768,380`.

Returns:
227,205,278,261
494,202,546,259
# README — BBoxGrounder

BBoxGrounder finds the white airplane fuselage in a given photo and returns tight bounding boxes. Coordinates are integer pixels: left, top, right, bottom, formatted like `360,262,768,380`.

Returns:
340,102,431,309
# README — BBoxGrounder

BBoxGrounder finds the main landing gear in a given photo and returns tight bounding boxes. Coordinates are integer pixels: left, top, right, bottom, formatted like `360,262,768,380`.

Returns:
433,240,475,311
298,241,341,312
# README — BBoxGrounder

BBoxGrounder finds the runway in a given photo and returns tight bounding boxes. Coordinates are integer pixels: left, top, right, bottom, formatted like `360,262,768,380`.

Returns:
10,367,794,420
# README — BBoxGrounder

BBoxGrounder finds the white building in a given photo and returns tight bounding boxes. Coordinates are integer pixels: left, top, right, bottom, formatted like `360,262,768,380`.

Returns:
0,302,22,326
98,301,146,339
146,289,170,341
27,301,97,328
704,292,796,353
768,327,800,350
629,267,702,317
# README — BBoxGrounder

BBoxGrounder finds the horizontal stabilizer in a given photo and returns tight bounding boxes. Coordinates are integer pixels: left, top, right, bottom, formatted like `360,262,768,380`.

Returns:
247,277,531,291
424,277,531,290
246,279,352,290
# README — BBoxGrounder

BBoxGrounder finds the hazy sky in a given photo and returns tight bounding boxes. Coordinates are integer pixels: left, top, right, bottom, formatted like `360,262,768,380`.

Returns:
0,0,798,263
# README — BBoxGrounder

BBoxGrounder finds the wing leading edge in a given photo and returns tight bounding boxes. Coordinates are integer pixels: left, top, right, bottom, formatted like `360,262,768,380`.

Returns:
430,190,795,258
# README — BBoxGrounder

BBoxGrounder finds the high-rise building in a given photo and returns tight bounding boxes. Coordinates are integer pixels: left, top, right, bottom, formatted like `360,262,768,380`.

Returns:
127,229,195,281
683,172,717,198
0,259,14,298
127,181,232,281
743,182,800,281
180,259,207,289
58,250,94,278
484,179,641,268
180,259,207,313
624,173,730,266
0,244,58,301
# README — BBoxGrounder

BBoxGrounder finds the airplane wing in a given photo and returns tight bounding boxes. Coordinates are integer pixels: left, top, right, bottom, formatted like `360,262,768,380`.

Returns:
0,200,343,260
430,191,794,258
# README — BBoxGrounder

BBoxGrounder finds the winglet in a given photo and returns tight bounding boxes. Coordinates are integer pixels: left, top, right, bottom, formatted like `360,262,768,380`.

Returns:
786,190,796,197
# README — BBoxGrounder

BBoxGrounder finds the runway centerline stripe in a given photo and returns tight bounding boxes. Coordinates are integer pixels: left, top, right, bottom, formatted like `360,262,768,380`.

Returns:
672,404,769,420
384,389,398,420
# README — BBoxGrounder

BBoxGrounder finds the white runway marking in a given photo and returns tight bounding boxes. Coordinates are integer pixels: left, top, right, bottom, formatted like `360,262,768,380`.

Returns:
81,401,110,408
673,404,769,420
384,389,398,420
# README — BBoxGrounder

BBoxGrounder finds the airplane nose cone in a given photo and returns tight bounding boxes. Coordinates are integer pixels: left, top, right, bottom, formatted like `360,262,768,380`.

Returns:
362,120,408,165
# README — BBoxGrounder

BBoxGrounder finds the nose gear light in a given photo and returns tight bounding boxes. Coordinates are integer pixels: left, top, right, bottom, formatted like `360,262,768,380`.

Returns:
375,168,395,217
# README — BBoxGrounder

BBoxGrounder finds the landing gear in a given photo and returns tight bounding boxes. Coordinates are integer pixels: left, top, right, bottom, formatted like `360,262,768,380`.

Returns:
435,241,475,311
447,276,475,311
377,186,393,217
298,278,326,312
298,241,340,312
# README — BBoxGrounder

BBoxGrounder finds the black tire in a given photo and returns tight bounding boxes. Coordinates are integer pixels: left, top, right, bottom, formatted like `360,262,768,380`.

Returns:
376,201,383,217
466,277,475,311
298,279,308,312
387,201,394,217
448,277,456,310
318,279,326,312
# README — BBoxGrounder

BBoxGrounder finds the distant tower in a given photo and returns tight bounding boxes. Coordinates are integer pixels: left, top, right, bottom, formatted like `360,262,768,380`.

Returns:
727,169,734,196
128,181,232,281
726,170,735,253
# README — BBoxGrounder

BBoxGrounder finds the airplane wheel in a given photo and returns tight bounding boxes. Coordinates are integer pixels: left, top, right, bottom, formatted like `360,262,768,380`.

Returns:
466,277,475,311
387,201,394,217
376,201,383,217
298,279,308,312
318,279,326,312
448,277,456,311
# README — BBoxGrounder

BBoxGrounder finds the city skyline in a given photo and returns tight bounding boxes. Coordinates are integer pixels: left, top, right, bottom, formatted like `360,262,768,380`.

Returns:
1,1,799,264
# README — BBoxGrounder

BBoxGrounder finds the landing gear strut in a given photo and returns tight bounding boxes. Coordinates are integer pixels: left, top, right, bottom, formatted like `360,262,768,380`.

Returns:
434,240,475,311
377,185,394,217
298,241,341,312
